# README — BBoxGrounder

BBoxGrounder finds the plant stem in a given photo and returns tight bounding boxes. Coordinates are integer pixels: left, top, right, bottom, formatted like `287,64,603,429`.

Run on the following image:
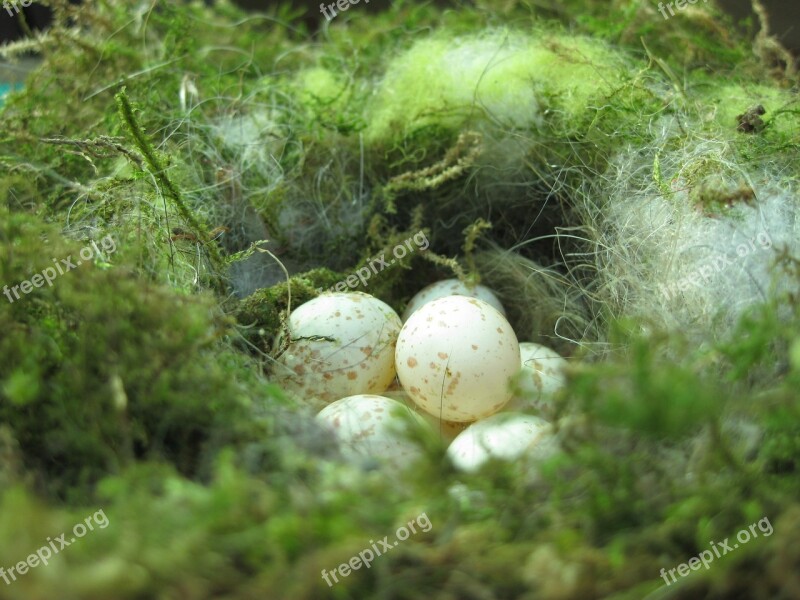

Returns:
115,88,227,294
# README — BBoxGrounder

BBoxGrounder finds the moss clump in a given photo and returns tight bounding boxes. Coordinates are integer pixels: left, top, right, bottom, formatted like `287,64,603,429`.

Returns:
234,266,343,353
364,30,632,147
0,205,298,499
699,82,800,140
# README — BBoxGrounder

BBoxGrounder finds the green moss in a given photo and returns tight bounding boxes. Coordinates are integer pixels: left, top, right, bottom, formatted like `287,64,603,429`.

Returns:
522,0,752,75
0,206,292,498
234,267,343,352
294,67,347,107
365,30,631,147
699,82,798,135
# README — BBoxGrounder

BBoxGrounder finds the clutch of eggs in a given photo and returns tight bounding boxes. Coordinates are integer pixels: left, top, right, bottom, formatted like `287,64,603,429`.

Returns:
273,292,401,403
395,295,520,422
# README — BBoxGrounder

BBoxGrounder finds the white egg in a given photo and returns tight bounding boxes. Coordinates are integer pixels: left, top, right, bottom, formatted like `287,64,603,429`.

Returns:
447,412,555,473
395,295,520,422
274,292,401,403
507,342,568,417
316,394,430,468
402,279,505,321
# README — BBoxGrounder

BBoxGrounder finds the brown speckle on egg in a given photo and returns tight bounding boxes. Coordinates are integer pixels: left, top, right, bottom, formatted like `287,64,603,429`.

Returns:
395,295,520,422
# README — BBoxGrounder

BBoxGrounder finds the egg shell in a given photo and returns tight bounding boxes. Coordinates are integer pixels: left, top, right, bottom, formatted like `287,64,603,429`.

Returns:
447,412,555,473
316,394,430,468
274,292,401,403
402,278,506,321
395,295,520,422
507,342,568,416
382,389,471,442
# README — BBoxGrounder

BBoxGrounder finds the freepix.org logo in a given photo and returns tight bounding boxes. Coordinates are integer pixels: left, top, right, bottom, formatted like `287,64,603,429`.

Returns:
323,231,429,293
3,0,34,17
0,509,109,586
321,512,432,587
3,235,117,304
659,516,773,586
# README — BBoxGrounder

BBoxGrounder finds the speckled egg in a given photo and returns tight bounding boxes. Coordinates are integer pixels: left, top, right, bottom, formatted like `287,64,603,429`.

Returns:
401,278,505,321
395,295,520,422
446,412,555,473
273,292,401,403
507,342,568,416
316,394,430,468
